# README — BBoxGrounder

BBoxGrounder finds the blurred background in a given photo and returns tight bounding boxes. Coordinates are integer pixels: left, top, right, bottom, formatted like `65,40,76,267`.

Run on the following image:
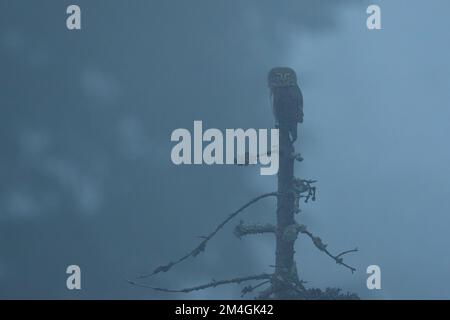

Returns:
1,0,450,299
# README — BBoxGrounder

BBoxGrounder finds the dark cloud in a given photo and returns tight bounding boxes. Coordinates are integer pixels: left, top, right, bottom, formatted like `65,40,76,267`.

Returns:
5,0,448,300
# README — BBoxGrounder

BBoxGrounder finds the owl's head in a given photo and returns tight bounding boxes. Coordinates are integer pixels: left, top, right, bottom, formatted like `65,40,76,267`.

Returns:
268,67,298,88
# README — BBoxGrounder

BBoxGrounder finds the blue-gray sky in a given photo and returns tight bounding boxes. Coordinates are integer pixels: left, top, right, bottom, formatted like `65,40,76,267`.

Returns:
1,0,449,299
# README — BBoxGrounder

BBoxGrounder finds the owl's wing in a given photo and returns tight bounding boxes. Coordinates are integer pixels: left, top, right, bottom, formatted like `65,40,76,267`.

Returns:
289,85,303,123
269,91,275,118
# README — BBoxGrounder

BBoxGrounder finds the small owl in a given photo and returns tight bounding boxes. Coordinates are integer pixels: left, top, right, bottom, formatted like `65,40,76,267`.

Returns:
268,67,303,142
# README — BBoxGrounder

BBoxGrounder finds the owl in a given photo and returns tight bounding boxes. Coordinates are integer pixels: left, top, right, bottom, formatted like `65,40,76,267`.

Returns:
268,67,303,142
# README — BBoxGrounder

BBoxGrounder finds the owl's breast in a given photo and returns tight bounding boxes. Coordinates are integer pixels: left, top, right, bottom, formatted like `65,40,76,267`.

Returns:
272,86,302,122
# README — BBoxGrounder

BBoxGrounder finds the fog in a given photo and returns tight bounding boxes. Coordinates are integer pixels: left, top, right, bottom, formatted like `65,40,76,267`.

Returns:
1,0,449,299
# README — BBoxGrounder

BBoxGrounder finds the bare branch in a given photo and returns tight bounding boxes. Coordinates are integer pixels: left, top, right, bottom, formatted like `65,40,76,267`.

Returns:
241,280,271,297
293,178,317,203
295,224,358,273
137,192,278,279
234,221,276,238
128,273,272,294
336,248,359,259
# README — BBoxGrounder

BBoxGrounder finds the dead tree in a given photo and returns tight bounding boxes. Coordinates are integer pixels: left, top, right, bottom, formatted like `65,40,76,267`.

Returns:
130,68,358,299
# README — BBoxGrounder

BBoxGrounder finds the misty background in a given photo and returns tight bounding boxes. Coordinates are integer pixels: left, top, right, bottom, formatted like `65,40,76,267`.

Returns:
1,0,450,299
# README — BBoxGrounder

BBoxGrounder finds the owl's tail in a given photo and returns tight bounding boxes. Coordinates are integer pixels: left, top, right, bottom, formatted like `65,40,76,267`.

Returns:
289,124,298,143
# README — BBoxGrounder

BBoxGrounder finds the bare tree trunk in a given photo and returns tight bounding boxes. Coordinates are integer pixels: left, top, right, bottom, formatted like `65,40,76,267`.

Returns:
274,126,299,298
134,70,358,299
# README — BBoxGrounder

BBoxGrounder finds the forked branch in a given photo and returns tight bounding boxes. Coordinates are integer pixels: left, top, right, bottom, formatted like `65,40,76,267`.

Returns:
137,192,278,279
295,224,358,273
129,273,272,294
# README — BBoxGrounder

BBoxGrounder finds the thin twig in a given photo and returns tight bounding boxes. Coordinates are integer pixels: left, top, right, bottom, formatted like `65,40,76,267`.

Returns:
336,248,359,259
129,273,272,294
296,224,358,273
241,280,271,297
137,192,278,279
